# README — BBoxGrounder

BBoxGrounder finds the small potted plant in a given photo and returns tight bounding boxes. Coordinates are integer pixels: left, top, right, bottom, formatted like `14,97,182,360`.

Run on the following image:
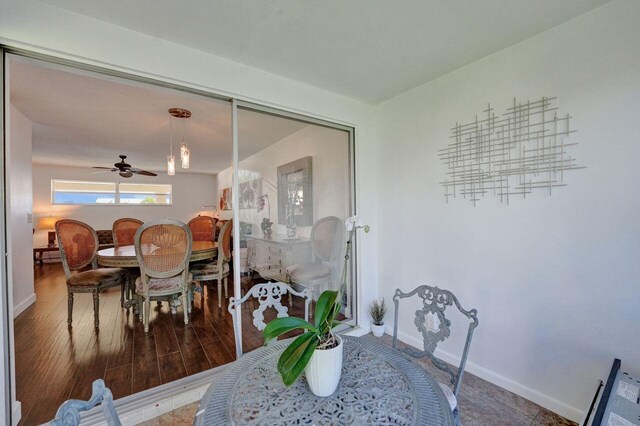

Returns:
260,217,273,239
369,298,387,337
263,216,369,396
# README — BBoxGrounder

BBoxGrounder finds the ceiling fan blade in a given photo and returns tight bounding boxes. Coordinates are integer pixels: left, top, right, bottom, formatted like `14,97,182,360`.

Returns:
92,166,116,170
119,171,134,178
90,170,115,174
130,169,157,177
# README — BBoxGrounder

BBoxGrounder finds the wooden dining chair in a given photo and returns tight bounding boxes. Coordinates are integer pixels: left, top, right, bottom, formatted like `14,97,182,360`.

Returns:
188,215,217,243
112,218,143,248
227,281,310,358
392,285,479,425
134,219,193,333
56,219,130,329
189,220,232,308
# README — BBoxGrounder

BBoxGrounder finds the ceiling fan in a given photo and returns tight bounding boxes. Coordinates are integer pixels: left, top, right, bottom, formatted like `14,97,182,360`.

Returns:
92,155,157,178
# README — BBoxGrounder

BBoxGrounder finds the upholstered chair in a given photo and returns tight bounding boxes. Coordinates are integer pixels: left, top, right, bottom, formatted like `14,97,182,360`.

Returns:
188,215,217,243
189,220,232,308
56,219,130,329
392,285,479,426
134,220,193,333
286,216,344,314
112,218,143,248
227,281,310,358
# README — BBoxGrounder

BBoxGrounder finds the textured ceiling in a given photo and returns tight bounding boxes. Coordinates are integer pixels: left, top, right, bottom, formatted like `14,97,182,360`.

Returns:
39,0,610,103
9,56,307,174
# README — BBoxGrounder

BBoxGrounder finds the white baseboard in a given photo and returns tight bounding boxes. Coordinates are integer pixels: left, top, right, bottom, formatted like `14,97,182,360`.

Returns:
395,329,584,423
12,400,21,426
13,293,35,318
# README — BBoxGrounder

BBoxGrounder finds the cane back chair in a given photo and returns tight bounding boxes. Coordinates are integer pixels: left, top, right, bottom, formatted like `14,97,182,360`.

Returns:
112,218,143,248
228,281,310,358
392,285,478,422
190,220,232,308
56,220,130,329
188,215,217,243
134,219,192,333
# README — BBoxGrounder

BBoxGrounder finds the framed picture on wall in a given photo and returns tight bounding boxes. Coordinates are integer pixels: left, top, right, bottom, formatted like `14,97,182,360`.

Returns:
219,187,232,210
277,156,313,226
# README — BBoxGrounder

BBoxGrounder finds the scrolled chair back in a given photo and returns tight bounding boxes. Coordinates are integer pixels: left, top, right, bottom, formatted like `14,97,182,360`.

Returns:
188,215,217,243
311,216,343,262
55,219,98,274
134,219,192,279
392,284,479,397
112,218,143,248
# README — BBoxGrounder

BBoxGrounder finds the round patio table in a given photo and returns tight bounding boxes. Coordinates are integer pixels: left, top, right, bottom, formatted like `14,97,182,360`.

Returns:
96,241,217,267
194,336,454,425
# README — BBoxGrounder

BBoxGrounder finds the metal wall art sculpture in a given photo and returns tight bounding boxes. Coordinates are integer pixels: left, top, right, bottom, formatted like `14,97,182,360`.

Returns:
439,97,584,206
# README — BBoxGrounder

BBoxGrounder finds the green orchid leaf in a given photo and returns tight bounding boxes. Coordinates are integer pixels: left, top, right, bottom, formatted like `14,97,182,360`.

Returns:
278,332,319,386
314,290,338,328
263,317,317,344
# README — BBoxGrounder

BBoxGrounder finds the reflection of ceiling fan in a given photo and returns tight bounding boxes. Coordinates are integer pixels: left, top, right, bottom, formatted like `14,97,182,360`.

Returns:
92,155,157,178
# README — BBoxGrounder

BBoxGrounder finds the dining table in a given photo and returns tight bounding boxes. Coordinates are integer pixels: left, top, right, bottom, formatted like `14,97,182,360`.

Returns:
194,335,454,425
96,241,217,268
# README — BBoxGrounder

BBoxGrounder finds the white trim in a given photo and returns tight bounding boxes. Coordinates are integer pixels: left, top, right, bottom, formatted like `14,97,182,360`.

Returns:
344,325,369,337
79,364,228,425
394,329,583,423
11,400,20,426
12,294,35,319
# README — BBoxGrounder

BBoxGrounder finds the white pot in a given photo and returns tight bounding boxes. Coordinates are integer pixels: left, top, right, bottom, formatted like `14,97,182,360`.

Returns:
304,335,343,397
371,322,385,337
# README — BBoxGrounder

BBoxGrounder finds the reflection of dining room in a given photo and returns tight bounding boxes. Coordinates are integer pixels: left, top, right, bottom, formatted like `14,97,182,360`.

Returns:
4,2,638,426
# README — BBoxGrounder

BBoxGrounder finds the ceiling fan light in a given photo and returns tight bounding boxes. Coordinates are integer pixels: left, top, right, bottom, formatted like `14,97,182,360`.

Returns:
180,142,190,169
167,154,176,176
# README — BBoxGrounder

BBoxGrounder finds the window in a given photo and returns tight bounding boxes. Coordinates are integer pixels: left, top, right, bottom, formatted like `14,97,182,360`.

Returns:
52,180,116,204
51,180,172,205
119,183,172,205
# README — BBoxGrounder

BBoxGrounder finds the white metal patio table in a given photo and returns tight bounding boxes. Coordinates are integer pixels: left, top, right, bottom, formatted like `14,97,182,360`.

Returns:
194,335,454,425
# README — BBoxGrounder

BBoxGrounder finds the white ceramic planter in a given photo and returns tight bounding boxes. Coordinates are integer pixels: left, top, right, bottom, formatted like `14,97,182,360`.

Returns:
371,322,385,337
304,335,343,397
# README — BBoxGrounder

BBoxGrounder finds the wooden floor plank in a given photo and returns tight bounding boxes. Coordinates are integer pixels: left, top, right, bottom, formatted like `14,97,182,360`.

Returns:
15,264,308,424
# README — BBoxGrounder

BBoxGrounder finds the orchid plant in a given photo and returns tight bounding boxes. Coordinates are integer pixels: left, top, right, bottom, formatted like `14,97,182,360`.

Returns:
263,215,370,386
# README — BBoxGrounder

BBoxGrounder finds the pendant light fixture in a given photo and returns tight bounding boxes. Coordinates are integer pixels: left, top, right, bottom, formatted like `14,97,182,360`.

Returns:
167,111,176,176
168,107,192,170
167,108,192,174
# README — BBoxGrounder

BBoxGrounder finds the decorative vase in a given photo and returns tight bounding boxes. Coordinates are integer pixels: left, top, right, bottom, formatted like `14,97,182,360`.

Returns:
285,203,297,239
304,335,343,397
371,322,385,337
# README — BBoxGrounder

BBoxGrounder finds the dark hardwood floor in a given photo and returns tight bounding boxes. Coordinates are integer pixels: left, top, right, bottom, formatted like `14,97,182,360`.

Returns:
15,263,308,425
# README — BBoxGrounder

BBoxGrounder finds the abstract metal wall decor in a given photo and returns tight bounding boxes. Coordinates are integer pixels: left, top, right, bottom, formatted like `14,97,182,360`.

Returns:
439,97,584,206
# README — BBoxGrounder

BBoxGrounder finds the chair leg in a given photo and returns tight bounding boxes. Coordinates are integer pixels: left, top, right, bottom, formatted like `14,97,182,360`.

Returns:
217,279,222,308
143,296,151,333
93,291,100,329
224,277,228,299
120,282,125,307
289,293,293,307
67,291,74,327
182,291,189,325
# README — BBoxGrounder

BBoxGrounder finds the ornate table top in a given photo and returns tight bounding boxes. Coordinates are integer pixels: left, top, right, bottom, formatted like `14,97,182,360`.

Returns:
195,336,454,426
97,241,217,267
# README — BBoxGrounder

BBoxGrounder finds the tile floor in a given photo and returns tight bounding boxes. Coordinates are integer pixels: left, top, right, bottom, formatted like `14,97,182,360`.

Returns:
139,334,577,426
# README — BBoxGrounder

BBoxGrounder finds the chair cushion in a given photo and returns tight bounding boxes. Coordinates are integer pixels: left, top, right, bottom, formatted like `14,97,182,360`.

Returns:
287,263,331,282
135,274,192,294
438,382,458,411
68,268,128,287
190,262,229,279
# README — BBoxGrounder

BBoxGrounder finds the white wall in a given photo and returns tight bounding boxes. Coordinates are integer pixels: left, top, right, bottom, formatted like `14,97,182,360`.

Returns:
375,1,640,421
217,125,350,238
32,164,217,248
7,105,34,318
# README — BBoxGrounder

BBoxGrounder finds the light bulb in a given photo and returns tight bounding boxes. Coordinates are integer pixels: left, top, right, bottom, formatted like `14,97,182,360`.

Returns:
167,154,176,176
